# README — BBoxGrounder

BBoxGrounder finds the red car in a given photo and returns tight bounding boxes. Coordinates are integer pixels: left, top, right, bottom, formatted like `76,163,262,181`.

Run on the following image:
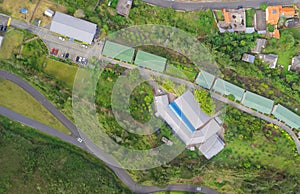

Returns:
54,49,59,56
50,48,55,54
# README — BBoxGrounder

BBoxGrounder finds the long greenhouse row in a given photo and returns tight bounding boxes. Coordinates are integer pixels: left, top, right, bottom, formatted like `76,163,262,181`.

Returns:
101,40,300,130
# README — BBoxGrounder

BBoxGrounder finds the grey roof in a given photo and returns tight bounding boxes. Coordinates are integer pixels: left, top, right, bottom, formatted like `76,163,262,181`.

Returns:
242,53,255,63
174,90,210,129
212,78,245,101
242,91,274,114
0,13,9,26
272,104,300,129
291,55,300,73
50,12,97,44
199,134,225,159
0,36,3,48
252,39,267,54
260,54,278,68
254,10,266,31
154,92,222,147
195,70,216,89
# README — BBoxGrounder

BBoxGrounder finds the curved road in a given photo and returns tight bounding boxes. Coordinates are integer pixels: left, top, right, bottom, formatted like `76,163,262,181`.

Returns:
0,70,217,194
141,0,298,11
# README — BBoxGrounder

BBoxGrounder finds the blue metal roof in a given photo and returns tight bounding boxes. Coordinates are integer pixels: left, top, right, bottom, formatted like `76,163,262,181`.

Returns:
169,102,195,132
20,8,28,14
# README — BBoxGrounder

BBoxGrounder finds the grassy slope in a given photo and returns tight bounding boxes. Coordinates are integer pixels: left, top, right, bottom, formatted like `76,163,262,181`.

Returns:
0,115,132,194
0,29,23,59
0,78,70,134
44,58,78,89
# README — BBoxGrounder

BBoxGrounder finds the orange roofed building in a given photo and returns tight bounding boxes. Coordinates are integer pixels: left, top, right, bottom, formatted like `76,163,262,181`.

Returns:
272,29,280,39
266,6,295,25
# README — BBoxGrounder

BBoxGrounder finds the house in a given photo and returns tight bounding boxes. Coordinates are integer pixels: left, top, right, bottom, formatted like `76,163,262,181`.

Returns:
259,54,278,68
50,12,97,44
0,35,3,48
266,6,282,25
116,0,133,18
242,53,255,63
44,9,54,17
218,8,246,32
285,18,300,28
252,38,267,54
289,53,300,73
281,7,295,18
154,90,224,159
199,134,225,159
254,10,266,34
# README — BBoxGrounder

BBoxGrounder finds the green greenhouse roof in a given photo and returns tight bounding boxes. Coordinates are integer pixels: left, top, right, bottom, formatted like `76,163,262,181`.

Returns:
242,91,274,114
134,50,167,72
212,78,245,101
102,40,135,63
273,104,300,129
195,71,215,89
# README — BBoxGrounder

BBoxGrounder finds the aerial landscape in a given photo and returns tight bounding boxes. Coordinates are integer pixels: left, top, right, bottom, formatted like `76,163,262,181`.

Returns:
0,0,300,193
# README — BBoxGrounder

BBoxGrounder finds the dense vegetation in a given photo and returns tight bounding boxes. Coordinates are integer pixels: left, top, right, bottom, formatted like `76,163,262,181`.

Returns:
130,106,300,193
0,115,132,194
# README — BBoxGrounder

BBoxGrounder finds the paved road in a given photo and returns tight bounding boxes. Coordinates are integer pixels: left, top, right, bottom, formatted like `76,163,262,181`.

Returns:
141,0,298,11
0,69,216,193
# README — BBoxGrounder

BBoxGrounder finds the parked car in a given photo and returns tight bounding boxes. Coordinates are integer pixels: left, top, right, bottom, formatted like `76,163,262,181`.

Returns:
81,44,88,49
53,49,59,55
65,53,69,59
50,48,55,54
77,138,83,143
58,36,65,41
76,56,80,62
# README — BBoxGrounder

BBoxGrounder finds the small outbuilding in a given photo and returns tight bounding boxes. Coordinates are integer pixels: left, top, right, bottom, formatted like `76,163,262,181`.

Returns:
242,53,255,63
259,54,278,68
116,0,133,18
20,8,28,14
44,9,54,17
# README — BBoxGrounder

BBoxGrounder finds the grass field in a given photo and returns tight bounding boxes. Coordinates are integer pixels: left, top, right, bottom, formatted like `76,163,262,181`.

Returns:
0,0,38,22
44,58,77,89
0,29,23,59
0,78,70,134
0,115,132,193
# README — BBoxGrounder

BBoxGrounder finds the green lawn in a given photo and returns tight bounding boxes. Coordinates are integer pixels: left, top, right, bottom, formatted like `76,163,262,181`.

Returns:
246,9,255,27
44,58,78,89
0,29,23,59
0,78,70,134
214,10,224,21
0,115,132,193
265,29,300,71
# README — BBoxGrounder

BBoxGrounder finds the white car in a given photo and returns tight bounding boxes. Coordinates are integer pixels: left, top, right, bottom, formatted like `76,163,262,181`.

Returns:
196,187,202,191
77,138,83,143
81,44,88,49
59,36,65,41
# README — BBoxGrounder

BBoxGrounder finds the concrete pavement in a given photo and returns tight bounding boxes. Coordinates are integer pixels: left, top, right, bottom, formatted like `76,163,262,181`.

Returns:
141,0,298,11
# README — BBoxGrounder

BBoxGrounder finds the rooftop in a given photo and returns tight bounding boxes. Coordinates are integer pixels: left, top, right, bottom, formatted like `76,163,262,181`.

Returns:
259,54,278,68
254,10,266,31
242,53,255,63
266,6,282,25
212,78,245,101
102,40,135,63
199,134,225,159
155,91,222,147
50,12,97,44
116,0,133,17
0,13,10,26
272,104,300,129
134,50,167,73
252,38,267,54
195,70,215,89
219,8,246,32
242,91,274,114
291,54,300,73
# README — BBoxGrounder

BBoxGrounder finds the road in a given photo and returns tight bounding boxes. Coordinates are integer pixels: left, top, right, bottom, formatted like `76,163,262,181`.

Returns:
141,0,298,11
0,69,217,193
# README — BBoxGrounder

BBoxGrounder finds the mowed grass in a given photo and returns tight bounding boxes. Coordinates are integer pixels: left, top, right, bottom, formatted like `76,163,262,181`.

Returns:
0,78,70,134
0,0,38,22
44,58,77,88
0,29,23,59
